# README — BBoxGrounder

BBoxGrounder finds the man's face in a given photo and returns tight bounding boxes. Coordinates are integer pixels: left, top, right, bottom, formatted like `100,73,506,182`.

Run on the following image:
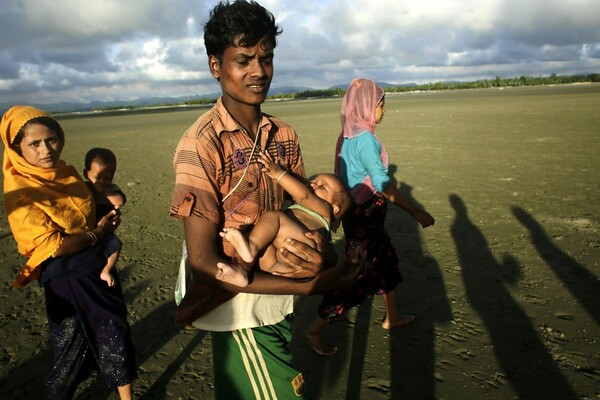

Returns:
209,35,274,111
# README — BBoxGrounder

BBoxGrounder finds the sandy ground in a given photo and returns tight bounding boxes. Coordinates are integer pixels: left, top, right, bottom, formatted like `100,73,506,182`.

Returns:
1,85,599,399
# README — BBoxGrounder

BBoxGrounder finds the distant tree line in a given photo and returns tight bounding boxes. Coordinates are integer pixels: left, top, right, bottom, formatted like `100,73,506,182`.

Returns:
284,73,600,99
99,73,600,111
271,73,599,100
181,88,345,105
385,73,600,93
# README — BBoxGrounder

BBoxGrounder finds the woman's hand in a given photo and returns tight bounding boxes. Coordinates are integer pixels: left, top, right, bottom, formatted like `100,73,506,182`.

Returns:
96,207,121,238
53,208,121,257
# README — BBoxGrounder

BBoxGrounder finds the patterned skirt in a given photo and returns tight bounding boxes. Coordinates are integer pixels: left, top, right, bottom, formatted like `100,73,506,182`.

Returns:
318,192,403,321
43,268,137,399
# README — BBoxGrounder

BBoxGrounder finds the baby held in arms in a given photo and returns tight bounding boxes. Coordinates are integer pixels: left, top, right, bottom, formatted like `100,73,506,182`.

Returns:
218,150,352,287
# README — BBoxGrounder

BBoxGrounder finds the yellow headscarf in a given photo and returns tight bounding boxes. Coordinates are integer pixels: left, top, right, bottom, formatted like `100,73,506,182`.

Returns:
1,106,94,288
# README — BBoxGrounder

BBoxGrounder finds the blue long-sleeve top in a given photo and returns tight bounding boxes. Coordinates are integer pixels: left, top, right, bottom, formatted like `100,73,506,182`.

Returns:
338,131,390,194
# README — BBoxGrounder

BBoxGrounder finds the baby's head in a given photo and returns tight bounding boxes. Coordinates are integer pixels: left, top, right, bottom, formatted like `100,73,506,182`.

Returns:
309,173,352,229
83,147,117,192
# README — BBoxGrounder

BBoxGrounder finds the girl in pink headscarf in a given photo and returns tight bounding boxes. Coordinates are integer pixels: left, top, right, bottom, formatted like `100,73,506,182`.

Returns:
305,78,435,356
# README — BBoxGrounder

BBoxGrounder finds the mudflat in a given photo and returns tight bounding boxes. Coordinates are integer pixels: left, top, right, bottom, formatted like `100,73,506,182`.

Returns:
1,84,598,399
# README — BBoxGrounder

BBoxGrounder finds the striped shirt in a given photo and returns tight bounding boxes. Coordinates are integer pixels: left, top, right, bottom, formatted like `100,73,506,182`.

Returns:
169,98,305,331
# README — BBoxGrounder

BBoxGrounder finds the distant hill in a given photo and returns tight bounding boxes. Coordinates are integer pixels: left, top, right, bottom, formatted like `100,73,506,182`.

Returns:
0,83,406,114
0,94,217,115
3,73,596,115
327,81,418,91
0,85,315,115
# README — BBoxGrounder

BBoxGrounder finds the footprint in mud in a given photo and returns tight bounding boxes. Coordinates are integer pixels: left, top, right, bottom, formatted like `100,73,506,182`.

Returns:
364,377,392,395
436,359,456,371
442,315,484,344
553,311,573,320
522,293,548,305
453,348,475,360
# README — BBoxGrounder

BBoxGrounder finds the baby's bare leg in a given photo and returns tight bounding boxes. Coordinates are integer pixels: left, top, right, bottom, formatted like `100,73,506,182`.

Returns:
246,211,283,255
100,251,119,287
220,212,283,264
216,259,250,287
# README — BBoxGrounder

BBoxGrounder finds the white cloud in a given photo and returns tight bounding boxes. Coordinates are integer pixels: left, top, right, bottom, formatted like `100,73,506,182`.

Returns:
0,0,598,107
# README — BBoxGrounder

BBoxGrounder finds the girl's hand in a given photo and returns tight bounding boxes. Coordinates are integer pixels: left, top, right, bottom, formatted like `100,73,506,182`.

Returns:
258,151,284,180
412,209,435,228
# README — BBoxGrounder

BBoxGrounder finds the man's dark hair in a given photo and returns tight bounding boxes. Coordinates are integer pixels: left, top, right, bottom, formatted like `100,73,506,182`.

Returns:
85,147,117,170
204,0,282,62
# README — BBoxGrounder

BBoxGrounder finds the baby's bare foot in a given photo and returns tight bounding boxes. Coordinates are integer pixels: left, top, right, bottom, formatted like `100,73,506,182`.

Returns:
100,269,115,287
220,228,254,263
216,262,249,287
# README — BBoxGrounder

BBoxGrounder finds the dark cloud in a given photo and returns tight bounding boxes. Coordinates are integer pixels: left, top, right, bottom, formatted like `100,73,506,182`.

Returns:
0,0,598,105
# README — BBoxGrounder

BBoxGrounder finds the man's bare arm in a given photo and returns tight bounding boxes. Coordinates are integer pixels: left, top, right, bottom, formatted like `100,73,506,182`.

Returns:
184,216,363,295
183,216,227,282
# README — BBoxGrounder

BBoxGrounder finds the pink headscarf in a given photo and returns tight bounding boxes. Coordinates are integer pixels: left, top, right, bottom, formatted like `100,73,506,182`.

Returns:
334,78,388,203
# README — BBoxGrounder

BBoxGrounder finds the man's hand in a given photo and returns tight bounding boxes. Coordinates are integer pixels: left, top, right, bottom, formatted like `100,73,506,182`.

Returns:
270,266,317,279
308,244,367,294
278,230,329,275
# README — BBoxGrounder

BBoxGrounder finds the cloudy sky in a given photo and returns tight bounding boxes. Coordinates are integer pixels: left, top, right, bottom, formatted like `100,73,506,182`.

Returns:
1,0,599,106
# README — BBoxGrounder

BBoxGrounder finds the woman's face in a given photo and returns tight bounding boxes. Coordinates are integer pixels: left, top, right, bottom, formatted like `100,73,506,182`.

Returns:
19,123,63,168
374,97,386,124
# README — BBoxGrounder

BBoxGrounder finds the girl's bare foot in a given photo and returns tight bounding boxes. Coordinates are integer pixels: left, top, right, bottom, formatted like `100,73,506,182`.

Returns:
382,314,415,329
305,331,338,356
100,269,115,287
216,262,249,287
220,228,254,263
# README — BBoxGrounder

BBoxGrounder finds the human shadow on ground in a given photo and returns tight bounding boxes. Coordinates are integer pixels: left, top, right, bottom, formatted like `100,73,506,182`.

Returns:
512,206,600,324
387,181,452,399
0,273,195,400
0,338,52,399
76,263,211,400
450,194,576,399
138,328,207,400
291,172,450,399
76,297,191,399
290,238,354,399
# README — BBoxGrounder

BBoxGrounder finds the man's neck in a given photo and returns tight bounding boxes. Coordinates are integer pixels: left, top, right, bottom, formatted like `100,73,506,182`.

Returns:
221,98,262,138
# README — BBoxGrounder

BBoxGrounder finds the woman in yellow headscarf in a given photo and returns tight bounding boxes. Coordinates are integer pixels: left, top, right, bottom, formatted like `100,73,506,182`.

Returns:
1,106,136,399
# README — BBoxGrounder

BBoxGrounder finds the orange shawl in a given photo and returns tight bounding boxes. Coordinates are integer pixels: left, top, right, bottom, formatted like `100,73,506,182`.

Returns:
1,106,94,288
